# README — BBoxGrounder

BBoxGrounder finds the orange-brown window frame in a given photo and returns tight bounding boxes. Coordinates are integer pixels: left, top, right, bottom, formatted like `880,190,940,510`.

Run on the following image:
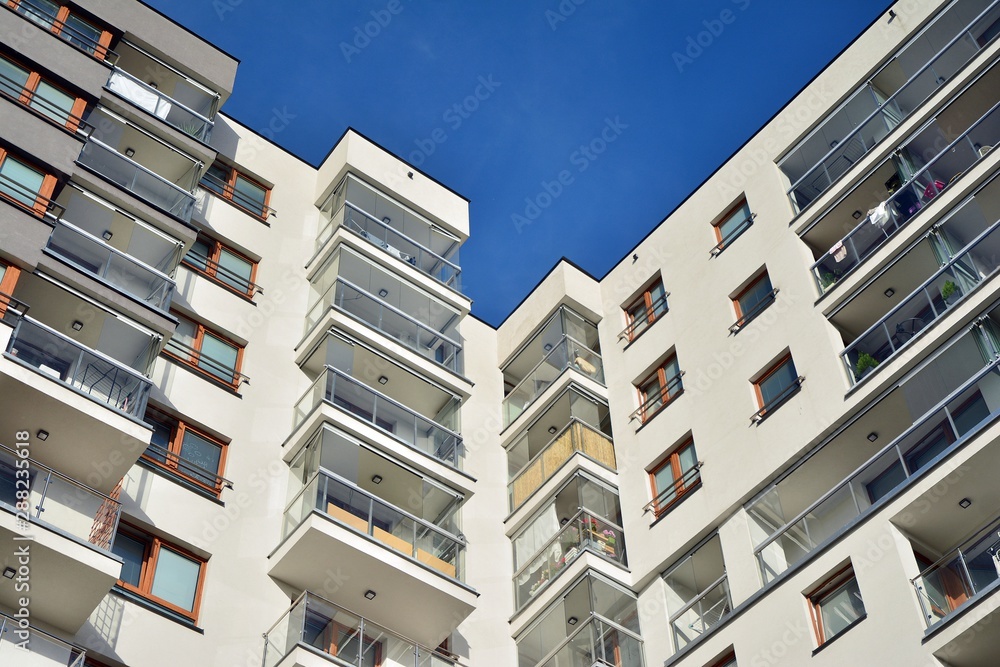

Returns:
0,262,21,318
712,198,753,250
181,235,259,298
164,312,245,390
623,277,666,341
0,147,58,217
807,565,865,645
202,162,272,220
0,53,87,131
6,1,113,61
648,438,699,517
752,353,796,413
733,272,770,320
636,354,682,423
113,523,207,623
143,406,229,496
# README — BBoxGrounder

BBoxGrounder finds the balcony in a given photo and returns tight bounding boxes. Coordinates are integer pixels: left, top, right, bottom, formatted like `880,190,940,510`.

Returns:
77,108,201,220
663,535,731,652
809,74,1000,294
107,40,220,141
0,612,86,666
318,173,463,291
780,0,1000,212
516,573,643,667
748,321,1000,584
0,444,123,632
262,591,465,667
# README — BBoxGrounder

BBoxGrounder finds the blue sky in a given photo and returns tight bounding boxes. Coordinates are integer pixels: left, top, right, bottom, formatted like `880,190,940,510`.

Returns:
145,0,892,326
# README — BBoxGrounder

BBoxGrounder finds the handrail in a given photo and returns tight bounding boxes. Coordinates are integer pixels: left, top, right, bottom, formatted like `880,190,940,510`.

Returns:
107,67,213,139
199,171,274,218
512,507,624,581
750,376,804,422
667,573,730,623
505,335,604,403
642,462,703,514
182,248,261,297
4,0,119,64
784,0,1000,208
914,515,1000,580
0,291,29,323
534,614,644,667
0,169,64,219
618,292,669,341
82,137,197,199
629,371,684,423
730,288,779,333
0,67,93,136
0,611,86,666
52,218,174,283
163,337,249,386
710,213,755,256
141,442,233,492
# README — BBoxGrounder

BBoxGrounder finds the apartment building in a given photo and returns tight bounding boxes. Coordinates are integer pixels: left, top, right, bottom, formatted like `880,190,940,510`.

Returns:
0,0,999,666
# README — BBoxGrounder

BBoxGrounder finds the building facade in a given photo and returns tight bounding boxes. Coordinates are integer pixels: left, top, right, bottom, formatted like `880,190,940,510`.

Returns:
0,0,998,666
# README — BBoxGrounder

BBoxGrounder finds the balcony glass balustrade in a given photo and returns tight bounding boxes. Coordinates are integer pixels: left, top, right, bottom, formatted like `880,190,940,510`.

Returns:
913,515,1000,625
663,535,731,651
107,68,214,141
0,611,86,667
5,315,151,418
781,0,1000,212
283,468,466,581
536,616,645,667
669,578,732,651
292,366,464,470
751,333,1000,584
503,337,604,427
263,591,466,667
45,219,175,311
0,443,121,550
812,94,1000,293
842,217,1000,383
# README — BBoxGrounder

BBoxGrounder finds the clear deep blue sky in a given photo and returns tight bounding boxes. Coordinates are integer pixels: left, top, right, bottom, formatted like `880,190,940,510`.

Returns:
145,0,891,326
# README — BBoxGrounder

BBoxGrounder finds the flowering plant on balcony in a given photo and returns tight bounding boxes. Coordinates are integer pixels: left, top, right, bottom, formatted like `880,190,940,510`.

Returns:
601,529,616,546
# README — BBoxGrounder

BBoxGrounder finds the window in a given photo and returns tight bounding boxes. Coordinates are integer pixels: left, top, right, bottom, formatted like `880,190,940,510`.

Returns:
200,162,271,219
0,147,57,216
707,653,737,667
164,313,245,389
648,439,699,517
7,1,114,61
182,235,259,298
0,261,20,318
633,354,683,423
809,567,866,645
711,199,754,255
0,53,87,130
143,406,228,495
752,354,800,420
621,278,668,341
111,524,207,622
731,272,776,332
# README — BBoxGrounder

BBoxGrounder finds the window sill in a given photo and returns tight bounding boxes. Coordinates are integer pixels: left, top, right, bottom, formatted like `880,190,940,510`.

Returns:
811,614,867,655
111,586,204,633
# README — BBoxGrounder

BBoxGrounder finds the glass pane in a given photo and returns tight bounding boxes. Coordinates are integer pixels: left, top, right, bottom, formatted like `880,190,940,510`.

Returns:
233,174,266,214
199,333,238,382
678,442,697,474
820,577,865,640
145,416,172,463
0,156,44,207
719,202,751,240
739,274,773,314
30,80,74,125
63,14,102,53
760,360,797,406
150,546,200,612
0,56,30,99
185,239,212,271
654,462,677,502
180,430,222,484
203,164,229,195
112,533,146,587
17,0,58,28
216,248,253,291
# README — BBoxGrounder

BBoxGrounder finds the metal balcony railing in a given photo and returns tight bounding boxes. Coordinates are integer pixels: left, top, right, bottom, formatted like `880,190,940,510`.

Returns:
5,315,151,418
306,278,463,374
319,201,462,291
5,0,118,63
709,213,755,256
514,509,626,610
283,469,466,581
182,249,261,298
0,167,64,220
0,443,121,551
503,336,604,427
163,337,248,388
812,95,1000,294
730,289,779,333
784,0,1000,212
618,293,669,341
107,68,213,141
0,611,86,666
199,171,274,219
629,371,684,424
77,138,196,220
508,419,616,511
534,615,645,667
0,66,93,135
262,591,467,667
669,576,732,648
46,219,175,311
292,366,464,470
142,442,233,496
641,463,702,517
750,376,804,423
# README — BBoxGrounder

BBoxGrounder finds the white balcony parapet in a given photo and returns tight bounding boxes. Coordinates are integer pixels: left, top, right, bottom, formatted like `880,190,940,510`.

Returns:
107,68,214,141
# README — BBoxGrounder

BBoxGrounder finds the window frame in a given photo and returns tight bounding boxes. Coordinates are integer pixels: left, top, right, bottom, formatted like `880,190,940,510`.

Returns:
200,161,272,220
0,147,58,217
112,523,207,623
621,277,668,342
142,406,229,496
808,566,866,646
163,312,246,390
181,234,260,299
731,272,777,332
634,354,683,424
6,1,114,61
752,354,800,420
0,52,88,131
0,262,21,318
711,198,754,255
647,438,700,518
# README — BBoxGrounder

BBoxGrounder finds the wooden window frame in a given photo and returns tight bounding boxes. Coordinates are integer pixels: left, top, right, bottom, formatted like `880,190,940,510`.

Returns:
808,566,865,645
731,271,776,332
0,262,21,318
648,438,700,517
0,147,58,217
711,198,754,254
113,523,207,623
164,312,245,390
0,52,87,131
6,1,113,61
635,354,682,423
142,406,228,496
753,354,798,414
201,161,272,220
733,272,772,319
623,277,667,341
181,235,259,298
706,652,737,667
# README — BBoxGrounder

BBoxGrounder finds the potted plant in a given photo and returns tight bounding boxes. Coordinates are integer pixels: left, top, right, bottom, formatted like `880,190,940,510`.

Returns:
820,272,838,291
854,352,879,379
941,280,958,305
